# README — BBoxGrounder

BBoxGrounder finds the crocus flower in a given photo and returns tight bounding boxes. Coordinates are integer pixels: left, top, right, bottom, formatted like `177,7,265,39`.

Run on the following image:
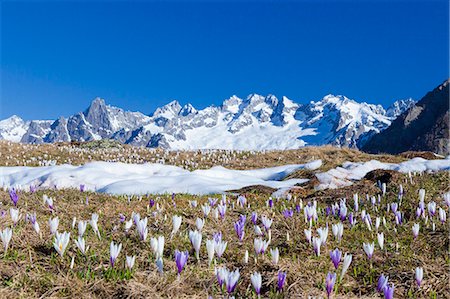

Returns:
332,223,343,242
49,216,59,235
126,255,136,270
0,228,12,253
339,205,347,221
9,189,19,206
78,220,87,237
75,236,88,255
304,229,312,244
268,198,273,208
206,239,215,265
149,199,155,208
375,217,381,231
377,274,389,292
174,250,188,274
443,192,450,207
415,267,423,287
330,248,341,269
251,212,258,224
325,272,336,298
234,219,245,242
10,208,20,225
196,218,205,231
136,218,148,241
27,213,40,235
109,241,122,267
270,247,279,265
283,209,293,218
124,219,133,232
363,242,375,260
250,272,262,296
150,235,165,260
119,214,126,222
53,231,70,257
244,250,249,264
90,213,100,239
225,269,240,294
45,196,54,211
377,232,384,250
383,283,394,299
80,184,85,192
172,215,182,235
412,223,420,239
439,208,446,223
427,201,436,217
202,204,211,217
277,271,286,291
238,195,246,207
418,189,426,202
312,237,321,256
254,225,263,236
189,230,202,260
254,238,269,255
215,240,227,259
261,216,272,231
217,203,227,219
317,227,329,246
340,253,352,281
190,200,197,208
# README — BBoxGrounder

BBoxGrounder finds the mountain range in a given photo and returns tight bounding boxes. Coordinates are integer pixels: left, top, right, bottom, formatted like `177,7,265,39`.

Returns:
362,79,449,156
0,93,416,151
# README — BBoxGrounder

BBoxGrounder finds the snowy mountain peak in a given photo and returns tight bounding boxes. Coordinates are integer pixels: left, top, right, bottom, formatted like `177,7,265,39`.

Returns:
0,92,415,150
386,98,415,118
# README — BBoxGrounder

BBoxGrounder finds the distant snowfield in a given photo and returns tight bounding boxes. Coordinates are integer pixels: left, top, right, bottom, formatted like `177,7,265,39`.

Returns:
0,160,322,195
0,157,448,195
316,157,450,190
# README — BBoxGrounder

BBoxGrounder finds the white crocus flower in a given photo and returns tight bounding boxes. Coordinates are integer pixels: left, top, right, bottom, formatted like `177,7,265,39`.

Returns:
74,236,88,255
53,231,70,257
189,230,202,260
196,218,205,231
270,247,279,265
377,232,384,250
49,217,59,235
0,228,13,253
126,255,136,270
172,215,182,236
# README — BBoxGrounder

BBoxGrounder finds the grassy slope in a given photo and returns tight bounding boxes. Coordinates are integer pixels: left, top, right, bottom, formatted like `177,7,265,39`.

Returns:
0,172,448,298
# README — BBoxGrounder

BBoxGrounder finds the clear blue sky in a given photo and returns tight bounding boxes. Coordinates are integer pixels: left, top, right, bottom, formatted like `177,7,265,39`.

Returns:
1,0,448,120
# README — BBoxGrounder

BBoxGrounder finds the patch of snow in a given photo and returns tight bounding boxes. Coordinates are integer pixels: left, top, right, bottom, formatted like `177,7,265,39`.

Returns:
315,157,450,190
0,160,321,195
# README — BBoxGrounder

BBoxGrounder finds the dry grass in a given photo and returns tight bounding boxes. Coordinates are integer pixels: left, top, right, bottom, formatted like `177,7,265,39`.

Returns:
0,169,448,298
0,140,409,171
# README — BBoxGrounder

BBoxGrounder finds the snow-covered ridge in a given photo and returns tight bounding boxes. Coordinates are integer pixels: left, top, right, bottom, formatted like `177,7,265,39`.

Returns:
0,160,322,195
0,94,415,150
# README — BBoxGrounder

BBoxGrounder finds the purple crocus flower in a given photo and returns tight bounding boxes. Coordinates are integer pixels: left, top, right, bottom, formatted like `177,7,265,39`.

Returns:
296,204,301,213
383,283,394,299
395,211,403,225
251,212,258,225
9,189,19,206
213,231,222,243
209,198,218,207
85,197,89,205
416,207,422,218
348,213,355,227
277,271,286,291
149,199,155,208
119,214,126,223
234,220,245,242
268,198,273,208
325,272,336,298
391,203,398,214
238,195,246,207
174,250,189,274
239,214,246,224
339,205,347,221
0,210,6,218
283,209,293,218
325,206,331,216
80,184,85,192
30,185,37,193
377,274,389,292
329,248,342,269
